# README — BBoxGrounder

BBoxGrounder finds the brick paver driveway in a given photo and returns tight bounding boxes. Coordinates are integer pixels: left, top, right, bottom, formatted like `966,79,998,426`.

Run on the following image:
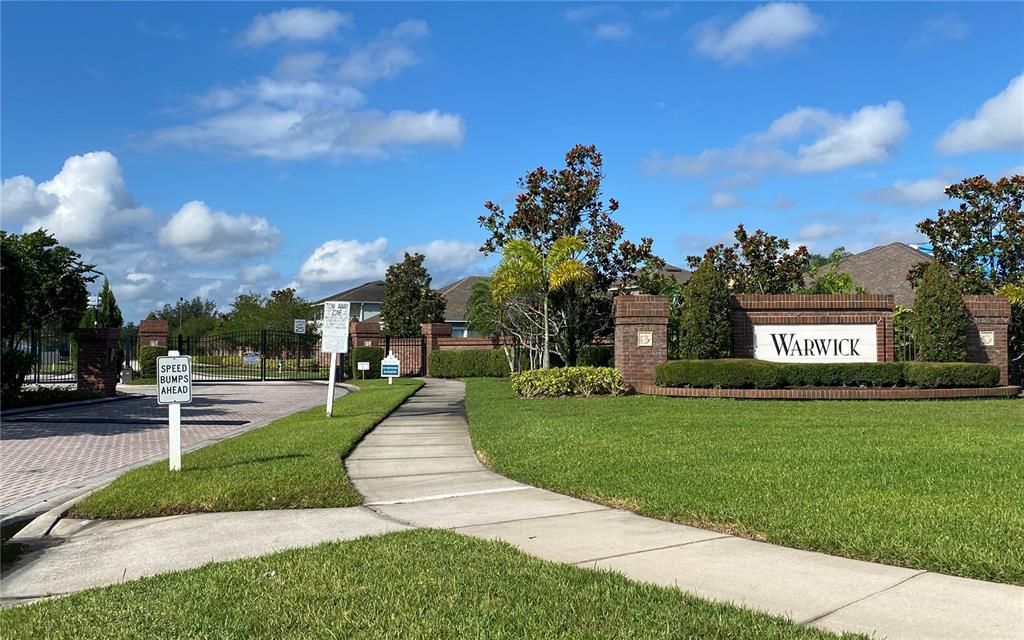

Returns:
0,383,328,517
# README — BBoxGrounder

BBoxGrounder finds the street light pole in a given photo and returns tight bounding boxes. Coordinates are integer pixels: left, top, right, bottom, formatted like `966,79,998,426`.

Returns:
178,297,184,334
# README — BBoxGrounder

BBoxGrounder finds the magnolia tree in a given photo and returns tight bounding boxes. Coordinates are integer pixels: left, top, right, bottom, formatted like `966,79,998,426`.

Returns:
911,174,1024,381
479,144,664,365
687,224,811,294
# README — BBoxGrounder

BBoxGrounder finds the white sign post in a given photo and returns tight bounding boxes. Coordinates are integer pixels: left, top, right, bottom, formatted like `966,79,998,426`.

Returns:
320,301,350,416
381,352,400,385
357,361,370,380
157,351,193,471
294,318,307,334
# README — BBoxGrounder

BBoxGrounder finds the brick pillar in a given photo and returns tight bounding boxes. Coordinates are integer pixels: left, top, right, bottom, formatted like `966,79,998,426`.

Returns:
421,322,453,376
963,295,1011,385
75,328,121,395
613,294,670,389
139,319,169,347
349,321,381,348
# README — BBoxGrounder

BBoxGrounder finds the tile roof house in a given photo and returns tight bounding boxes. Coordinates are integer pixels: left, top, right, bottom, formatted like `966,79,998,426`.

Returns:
834,243,934,307
437,275,488,337
316,281,386,321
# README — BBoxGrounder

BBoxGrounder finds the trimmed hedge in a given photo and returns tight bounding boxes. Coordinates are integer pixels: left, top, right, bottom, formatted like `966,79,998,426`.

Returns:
655,359,1001,390
429,349,509,378
139,346,168,378
350,346,385,379
511,367,628,398
905,362,1000,388
577,345,613,367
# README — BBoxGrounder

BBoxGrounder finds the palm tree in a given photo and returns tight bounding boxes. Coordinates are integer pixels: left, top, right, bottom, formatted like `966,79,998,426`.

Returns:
491,236,591,369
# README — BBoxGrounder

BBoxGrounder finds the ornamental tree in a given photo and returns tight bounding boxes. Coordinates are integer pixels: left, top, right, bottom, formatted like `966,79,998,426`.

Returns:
677,260,732,359
911,175,1023,293
912,262,970,362
479,144,663,364
0,229,98,346
380,253,446,337
492,236,592,368
688,224,811,294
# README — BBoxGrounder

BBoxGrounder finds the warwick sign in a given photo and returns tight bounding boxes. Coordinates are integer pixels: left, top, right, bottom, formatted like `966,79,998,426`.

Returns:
753,324,877,363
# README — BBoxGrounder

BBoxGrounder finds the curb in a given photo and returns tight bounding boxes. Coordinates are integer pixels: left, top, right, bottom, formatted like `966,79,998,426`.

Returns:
1,393,140,418
8,486,106,543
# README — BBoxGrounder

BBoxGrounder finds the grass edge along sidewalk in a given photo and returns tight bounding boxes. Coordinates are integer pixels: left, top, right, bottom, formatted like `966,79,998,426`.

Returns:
71,379,422,519
465,378,1024,585
0,529,865,640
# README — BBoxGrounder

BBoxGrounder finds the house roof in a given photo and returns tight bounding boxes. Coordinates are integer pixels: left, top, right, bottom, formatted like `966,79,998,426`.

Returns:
835,243,934,307
437,275,488,323
661,263,692,285
315,280,386,305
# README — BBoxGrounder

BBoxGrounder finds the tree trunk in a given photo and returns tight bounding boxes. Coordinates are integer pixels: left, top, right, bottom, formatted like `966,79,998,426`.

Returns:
542,294,550,369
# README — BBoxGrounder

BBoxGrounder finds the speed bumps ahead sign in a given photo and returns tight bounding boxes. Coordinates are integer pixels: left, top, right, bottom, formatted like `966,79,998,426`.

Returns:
157,354,193,405
157,351,192,471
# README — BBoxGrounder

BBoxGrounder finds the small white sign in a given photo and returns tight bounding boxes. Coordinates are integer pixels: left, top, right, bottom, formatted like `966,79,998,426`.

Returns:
753,324,877,363
294,319,307,334
980,330,995,347
357,361,370,371
157,355,193,405
637,330,653,347
321,301,350,354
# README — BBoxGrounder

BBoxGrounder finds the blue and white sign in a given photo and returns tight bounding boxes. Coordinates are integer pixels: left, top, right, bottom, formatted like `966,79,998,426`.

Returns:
381,352,400,383
242,352,260,366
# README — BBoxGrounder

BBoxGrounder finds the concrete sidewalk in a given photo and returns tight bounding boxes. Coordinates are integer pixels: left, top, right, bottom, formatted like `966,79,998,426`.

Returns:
1,508,408,605
349,379,1024,640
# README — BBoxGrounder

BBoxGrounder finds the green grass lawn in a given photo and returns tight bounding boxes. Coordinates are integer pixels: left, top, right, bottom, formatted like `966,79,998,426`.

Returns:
0,529,862,640
72,379,421,519
466,378,1024,585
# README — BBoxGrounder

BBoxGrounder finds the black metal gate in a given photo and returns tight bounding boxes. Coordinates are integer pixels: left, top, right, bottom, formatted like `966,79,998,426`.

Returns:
382,336,427,377
175,330,344,383
23,330,75,385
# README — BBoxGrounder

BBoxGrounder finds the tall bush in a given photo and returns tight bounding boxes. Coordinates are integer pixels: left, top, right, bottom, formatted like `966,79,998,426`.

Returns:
350,346,384,379
678,260,731,359
912,262,969,362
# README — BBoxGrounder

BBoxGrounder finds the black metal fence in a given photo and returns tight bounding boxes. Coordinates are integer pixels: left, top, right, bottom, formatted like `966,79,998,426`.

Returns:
174,329,342,383
894,322,917,362
20,330,76,385
382,335,427,377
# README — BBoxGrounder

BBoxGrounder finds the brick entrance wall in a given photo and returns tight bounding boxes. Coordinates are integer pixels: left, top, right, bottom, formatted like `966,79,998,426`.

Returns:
75,328,121,395
613,295,670,388
138,319,168,347
963,295,1011,385
732,294,896,362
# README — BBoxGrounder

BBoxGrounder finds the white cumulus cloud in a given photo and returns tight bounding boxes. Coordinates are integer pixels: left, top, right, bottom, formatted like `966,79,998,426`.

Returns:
154,19,464,161
298,237,390,283
240,7,352,47
936,73,1024,154
864,174,954,205
238,264,280,283
159,200,281,263
593,22,632,41
403,239,482,273
645,101,907,177
0,151,153,247
695,3,823,63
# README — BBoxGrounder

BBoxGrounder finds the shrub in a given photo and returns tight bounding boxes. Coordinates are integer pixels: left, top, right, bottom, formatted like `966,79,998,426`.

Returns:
350,346,385,379
1,348,36,394
677,260,732,359
656,359,998,389
139,345,168,378
905,362,1000,388
429,349,510,378
511,367,628,398
998,283,1023,385
577,345,613,367
912,262,969,362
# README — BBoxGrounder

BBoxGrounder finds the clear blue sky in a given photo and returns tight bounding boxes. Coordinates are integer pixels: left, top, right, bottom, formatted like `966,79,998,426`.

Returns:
2,2,1022,322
